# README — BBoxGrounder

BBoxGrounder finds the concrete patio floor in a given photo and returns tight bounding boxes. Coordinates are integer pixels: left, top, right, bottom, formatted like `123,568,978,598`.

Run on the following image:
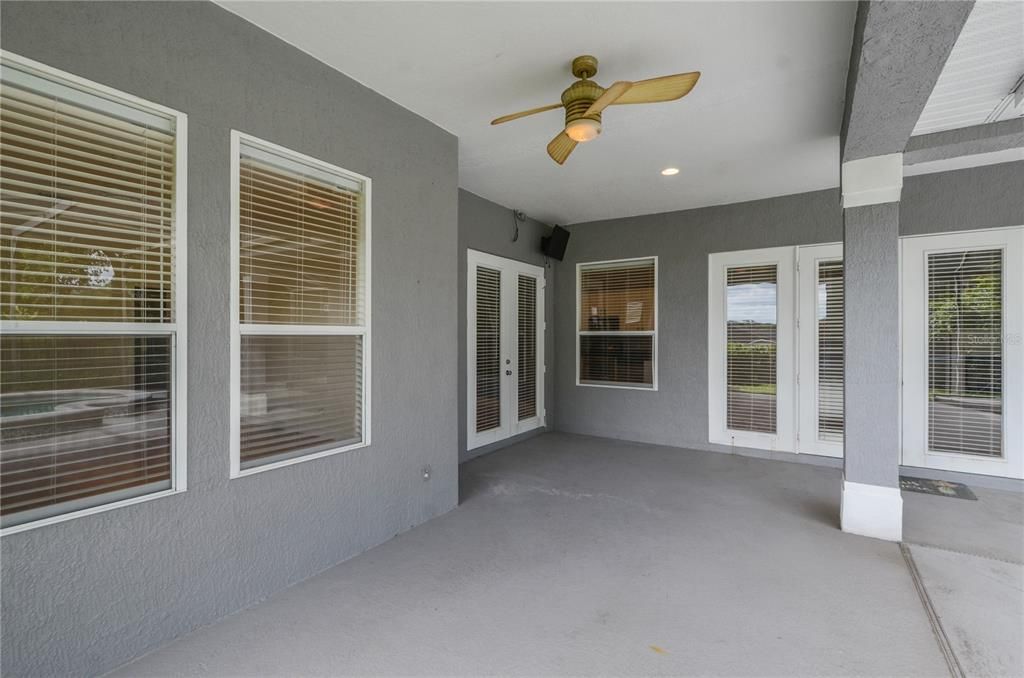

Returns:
113,433,1022,677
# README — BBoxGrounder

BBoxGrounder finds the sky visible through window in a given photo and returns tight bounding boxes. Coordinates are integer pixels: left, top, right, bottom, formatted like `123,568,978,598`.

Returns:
727,282,777,323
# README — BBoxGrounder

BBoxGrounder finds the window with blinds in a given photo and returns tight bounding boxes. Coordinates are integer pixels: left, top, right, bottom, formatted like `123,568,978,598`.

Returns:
233,133,368,473
927,249,1003,457
578,258,656,388
475,266,501,433
517,274,537,421
726,265,777,433
817,260,844,442
0,55,184,530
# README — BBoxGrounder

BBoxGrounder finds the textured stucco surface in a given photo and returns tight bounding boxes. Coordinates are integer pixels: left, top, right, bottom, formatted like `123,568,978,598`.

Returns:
458,189,556,462
0,2,459,677
842,203,900,489
554,163,1024,456
841,0,974,161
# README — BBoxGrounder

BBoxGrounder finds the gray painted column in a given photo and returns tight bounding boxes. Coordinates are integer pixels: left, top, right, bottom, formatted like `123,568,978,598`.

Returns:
839,156,905,541
843,202,900,490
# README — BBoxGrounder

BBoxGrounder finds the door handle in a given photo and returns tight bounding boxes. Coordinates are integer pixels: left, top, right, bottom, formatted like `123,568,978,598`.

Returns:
506,370,512,376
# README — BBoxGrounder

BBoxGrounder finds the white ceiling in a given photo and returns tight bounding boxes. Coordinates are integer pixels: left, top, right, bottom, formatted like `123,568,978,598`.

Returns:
219,1,856,224
913,0,1024,136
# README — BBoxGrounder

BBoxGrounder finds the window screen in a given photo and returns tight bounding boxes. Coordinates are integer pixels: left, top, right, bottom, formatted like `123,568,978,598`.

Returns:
0,57,182,529
726,265,777,433
927,249,1002,457
235,136,368,471
578,258,656,388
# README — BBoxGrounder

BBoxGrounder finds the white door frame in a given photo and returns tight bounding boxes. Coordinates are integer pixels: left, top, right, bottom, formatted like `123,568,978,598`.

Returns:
797,243,844,458
901,227,1024,478
467,249,546,450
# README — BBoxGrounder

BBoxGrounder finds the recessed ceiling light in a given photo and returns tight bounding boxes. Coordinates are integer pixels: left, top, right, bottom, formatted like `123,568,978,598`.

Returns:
661,167,680,176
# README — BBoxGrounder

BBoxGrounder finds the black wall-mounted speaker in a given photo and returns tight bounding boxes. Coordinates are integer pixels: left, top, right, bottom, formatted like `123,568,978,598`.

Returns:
541,225,570,261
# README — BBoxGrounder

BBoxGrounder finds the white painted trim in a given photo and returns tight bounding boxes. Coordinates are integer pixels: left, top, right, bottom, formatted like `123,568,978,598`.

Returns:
466,249,546,451
841,153,904,208
228,130,372,479
575,256,659,391
796,243,844,458
707,247,796,452
0,52,189,536
840,479,903,542
900,227,1023,478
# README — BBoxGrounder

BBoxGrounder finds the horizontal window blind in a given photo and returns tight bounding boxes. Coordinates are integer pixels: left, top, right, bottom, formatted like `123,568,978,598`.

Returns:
579,259,655,332
475,266,501,433
0,57,181,529
578,258,656,388
927,249,1003,457
1,70,176,323
0,335,171,524
240,335,361,469
517,274,537,421
726,265,777,433
235,136,368,470
817,260,844,442
239,149,363,327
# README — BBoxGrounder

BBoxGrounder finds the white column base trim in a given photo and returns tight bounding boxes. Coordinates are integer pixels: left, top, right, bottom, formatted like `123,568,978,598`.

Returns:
841,153,903,208
841,478,903,542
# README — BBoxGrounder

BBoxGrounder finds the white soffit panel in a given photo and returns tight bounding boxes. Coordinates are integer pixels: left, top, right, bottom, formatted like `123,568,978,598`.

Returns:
914,0,1024,136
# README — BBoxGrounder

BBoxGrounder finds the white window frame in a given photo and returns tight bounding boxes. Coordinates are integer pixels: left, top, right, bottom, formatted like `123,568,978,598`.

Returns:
707,246,796,451
796,243,845,458
575,256,659,391
466,250,546,450
0,51,189,536
228,131,371,479
900,226,1023,479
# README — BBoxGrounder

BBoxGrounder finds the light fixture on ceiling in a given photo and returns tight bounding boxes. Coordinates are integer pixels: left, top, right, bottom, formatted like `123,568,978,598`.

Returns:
661,167,680,176
565,118,602,142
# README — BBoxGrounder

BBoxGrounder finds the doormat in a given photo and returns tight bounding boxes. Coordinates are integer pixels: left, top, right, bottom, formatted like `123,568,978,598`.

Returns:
900,476,977,500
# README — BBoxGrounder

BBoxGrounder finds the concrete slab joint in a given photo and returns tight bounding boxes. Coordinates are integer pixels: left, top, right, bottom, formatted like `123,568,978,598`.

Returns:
841,153,904,208
841,478,904,542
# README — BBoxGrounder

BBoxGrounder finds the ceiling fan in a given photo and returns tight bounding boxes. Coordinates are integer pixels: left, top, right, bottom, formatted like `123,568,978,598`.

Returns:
490,55,700,165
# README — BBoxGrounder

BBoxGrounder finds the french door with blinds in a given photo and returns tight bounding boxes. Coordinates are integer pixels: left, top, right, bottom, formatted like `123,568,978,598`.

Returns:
467,250,545,450
901,228,1023,478
708,244,842,457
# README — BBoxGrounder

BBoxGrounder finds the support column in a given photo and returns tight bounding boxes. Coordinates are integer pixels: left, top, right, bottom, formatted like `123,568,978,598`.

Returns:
841,153,903,541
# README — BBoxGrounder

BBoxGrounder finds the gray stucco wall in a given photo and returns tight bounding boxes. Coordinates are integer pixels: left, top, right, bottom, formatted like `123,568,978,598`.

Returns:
554,162,1024,455
0,3,459,676
458,190,556,463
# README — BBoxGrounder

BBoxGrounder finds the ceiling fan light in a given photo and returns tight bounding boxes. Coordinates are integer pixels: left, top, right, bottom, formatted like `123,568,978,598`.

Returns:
565,118,601,142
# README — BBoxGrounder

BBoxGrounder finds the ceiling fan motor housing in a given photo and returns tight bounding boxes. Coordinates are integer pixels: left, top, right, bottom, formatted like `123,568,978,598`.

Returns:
562,79,604,126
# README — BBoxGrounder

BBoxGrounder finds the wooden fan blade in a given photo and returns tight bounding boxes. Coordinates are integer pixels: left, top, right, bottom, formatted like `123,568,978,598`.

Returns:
491,103,563,125
612,71,700,105
546,131,578,165
584,81,632,116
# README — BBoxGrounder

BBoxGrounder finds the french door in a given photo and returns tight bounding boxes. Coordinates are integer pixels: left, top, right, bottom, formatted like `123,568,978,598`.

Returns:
797,244,845,458
901,228,1024,478
467,250,545,450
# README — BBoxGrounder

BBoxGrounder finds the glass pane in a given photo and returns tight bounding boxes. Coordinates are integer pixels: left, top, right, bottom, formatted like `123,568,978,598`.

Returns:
817,260,844,442
726,265,777,433
579,259,655,332
240,334,362,469
0,334,172,528
475,266,501,433
1,79,177,323
518,275,537,421
927,249,1002,457
579,335,654,387
238,148,364,327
